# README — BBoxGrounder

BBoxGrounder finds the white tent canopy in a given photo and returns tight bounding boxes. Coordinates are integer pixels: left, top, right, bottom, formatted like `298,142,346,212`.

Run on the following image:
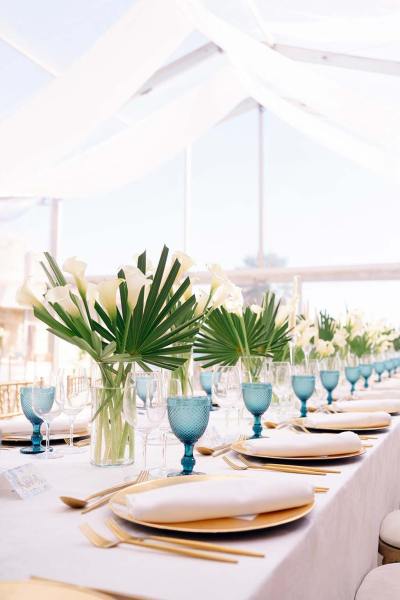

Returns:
0,0,400,198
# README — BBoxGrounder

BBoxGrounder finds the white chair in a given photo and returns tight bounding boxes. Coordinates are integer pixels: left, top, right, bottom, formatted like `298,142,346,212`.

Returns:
356,564,400,599
379,510,400,564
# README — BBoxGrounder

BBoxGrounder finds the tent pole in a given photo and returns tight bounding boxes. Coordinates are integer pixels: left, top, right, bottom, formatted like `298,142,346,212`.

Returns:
257,105,265,268
48,198,61,372
183,146,192,253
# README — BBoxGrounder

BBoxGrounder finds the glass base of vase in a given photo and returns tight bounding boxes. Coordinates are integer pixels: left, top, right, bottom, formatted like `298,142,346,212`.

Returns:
90,457,135,467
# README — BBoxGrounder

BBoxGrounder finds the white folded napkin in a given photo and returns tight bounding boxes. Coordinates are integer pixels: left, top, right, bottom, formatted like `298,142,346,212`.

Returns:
305,411,390,429
0,409,90,436
360,390,400,400
126,476,314,523
244,430,361,457
334,399,400,414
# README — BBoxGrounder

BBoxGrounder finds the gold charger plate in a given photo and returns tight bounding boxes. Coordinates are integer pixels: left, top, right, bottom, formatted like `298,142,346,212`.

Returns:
231,440,366,462
2,429,90,443
110,474,315,534
0,580,110,600
300,421,390,432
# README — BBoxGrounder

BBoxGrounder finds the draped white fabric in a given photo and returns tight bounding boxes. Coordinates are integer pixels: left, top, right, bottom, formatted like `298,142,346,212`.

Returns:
0,0,192,191
11,66,246,198
180,0,400,183
0,0,399,198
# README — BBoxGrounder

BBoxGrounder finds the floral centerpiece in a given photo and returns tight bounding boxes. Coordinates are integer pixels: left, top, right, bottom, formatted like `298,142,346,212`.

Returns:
194,290,291,381
17,246,203,466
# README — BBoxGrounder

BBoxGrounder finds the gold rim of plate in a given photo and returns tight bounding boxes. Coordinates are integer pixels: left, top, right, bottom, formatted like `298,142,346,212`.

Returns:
2,430,90,442
231,440,366,462
0,581,110,600
109,474,315,534
300,420,390,432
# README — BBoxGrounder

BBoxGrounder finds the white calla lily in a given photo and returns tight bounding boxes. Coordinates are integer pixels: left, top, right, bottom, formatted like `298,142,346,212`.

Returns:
171,250,195,281
315,338,335,357
250,304,263,316
333,328,348,348
125,268,150,310
16,278,46,308
208,263,229,292
46,285,80,317
97,278,123,316
276,304,290,326
194,290,209,317
63,256,87,293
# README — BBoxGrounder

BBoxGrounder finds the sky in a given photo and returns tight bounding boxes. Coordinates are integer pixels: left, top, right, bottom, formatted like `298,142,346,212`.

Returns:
0,0,400,324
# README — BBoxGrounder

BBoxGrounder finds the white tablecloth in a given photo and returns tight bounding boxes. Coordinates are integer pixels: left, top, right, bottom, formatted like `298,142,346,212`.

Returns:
2,415,400,600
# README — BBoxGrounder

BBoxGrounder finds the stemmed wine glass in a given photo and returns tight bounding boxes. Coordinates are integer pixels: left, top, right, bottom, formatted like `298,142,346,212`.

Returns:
59,368,90,453
212,365,241,435
241,356,272,439
123,371,166,471
345,354,360,396
270,362,292,420
291,364,315,418
319,356,340,405
374,357,385,383
30,378,64,459
359,357,373,389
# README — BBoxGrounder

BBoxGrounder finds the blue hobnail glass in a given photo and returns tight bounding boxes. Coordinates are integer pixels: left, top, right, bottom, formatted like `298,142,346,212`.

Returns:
292,375,315,418
20,387,55,454
242,382,272,439
167,396,211,476
374,361,385,382
345,366,360,395
320,370,339,405
359,364,373,388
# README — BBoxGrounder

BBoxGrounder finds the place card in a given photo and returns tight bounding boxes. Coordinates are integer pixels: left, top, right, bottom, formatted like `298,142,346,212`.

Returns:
1,463,49,499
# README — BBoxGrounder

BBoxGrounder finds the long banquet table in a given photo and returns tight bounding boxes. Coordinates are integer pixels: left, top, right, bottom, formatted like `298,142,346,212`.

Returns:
2,412,400,600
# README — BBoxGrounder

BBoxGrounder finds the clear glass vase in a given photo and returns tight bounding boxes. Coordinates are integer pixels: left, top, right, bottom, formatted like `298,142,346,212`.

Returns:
90,362,135,467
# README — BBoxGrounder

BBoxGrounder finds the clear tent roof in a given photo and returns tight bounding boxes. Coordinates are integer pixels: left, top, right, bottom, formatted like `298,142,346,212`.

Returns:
0,0,399,173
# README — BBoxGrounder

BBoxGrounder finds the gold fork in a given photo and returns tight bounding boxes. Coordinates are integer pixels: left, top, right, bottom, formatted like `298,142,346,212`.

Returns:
80,523,238,563
223,456,328,493
238,455,341,475
81,470,149,514
224,455,326,476
106,518,265,558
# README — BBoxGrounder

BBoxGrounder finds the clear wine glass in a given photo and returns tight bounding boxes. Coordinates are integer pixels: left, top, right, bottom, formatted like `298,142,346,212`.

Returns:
123,371,166,471
270,362,292,420
212,365,242,436
59,368,90,453
30,378,64,459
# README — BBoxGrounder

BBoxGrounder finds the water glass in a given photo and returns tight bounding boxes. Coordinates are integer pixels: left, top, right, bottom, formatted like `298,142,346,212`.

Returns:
270,362,292,420
20,387,45,455
167,396,211,476
59,368,89,453
123,372,166,470
291,365,315,418
212,365,241,434
30,380,64,459
374,360,385,383
359,362,373,389
241,355,270,384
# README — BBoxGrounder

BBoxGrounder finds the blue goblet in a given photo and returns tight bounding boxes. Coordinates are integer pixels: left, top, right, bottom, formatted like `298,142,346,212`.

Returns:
374,361,385,383
319,370,339,405
292,376,315,418
345,366,360,395
242,382,272,439
20,387,51,455
167,396,211,476
359,364,373,388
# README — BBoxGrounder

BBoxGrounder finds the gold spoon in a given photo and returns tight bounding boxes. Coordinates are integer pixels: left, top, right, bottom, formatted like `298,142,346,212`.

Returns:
60,471,148,509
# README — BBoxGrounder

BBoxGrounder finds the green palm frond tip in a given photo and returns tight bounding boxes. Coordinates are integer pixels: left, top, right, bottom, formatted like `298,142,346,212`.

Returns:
194,291,291,367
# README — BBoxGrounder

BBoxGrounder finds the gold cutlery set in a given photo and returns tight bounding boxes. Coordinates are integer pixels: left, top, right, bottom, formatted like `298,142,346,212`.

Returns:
80,518,264,564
